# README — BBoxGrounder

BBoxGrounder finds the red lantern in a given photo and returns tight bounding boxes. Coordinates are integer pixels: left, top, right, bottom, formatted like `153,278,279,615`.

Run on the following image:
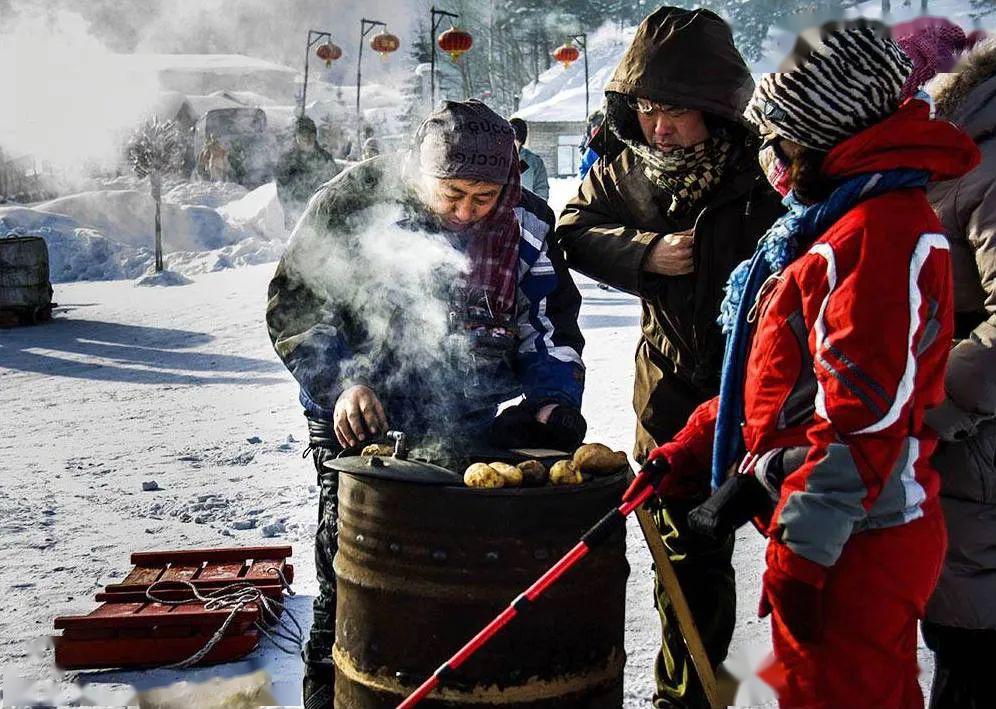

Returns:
316,42,342,67
437,26,473,62
552,42,580,69
370,31,400,59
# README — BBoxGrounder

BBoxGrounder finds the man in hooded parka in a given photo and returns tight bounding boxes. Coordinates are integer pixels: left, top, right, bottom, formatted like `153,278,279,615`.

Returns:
556,7,784,707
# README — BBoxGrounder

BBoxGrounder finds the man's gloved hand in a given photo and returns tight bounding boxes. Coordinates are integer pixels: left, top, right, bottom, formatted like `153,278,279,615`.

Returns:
488,401,587,452
758,541,826,644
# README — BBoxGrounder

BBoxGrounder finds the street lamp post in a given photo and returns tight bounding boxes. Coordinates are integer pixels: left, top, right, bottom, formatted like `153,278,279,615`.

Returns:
429,6,459,105
571,32,589,122
301,29,334,118
356,18,386,146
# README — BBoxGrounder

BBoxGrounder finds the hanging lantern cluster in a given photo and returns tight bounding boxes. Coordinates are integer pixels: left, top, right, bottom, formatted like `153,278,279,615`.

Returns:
552,42,580,69
370,30,401,60
437,26,473,62
316,42,342,67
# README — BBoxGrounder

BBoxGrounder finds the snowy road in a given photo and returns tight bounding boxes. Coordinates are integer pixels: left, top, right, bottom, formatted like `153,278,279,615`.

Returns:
0,263,933,706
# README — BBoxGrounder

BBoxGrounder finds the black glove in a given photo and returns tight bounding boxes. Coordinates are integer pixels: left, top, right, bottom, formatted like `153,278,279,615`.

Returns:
488,402,587,452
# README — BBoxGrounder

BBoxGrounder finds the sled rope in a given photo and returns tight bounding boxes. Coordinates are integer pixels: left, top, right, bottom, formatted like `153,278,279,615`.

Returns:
145,566,303,668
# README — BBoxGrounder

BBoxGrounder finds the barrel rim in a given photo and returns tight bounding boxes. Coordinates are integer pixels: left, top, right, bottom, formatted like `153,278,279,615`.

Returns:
339,469,628,497
0,235,48,245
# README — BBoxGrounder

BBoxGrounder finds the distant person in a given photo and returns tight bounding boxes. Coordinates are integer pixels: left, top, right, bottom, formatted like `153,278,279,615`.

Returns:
275,116,339,229
361,137,382,161
509,117,550,200
197,134,229,182
578,109,604,179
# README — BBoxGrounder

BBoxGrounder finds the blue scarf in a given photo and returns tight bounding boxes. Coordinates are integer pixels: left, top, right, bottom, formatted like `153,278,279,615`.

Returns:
710,169,930,490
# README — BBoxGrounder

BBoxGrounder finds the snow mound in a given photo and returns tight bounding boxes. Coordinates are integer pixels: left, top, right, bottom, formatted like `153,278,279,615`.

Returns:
165,181,248,209
0,186,289,283
29,190,251,251
218,182,286,242
167,236,286,275
134,268,193,287
0,210,151,282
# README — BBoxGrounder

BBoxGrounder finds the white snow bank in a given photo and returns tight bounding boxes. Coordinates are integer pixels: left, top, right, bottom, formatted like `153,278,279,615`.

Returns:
164,181,249,209
217,182,286,242
0,180,289,283
27,190,250,251
134,268,193,287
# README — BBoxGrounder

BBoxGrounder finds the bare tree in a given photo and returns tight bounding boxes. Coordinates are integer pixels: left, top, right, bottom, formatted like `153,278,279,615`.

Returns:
126,117,184,273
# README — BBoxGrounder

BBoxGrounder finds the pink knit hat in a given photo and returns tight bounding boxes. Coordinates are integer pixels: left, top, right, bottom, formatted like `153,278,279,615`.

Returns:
894,17,967,99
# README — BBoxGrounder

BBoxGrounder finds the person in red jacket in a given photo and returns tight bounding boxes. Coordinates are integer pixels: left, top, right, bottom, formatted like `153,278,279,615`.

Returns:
646,23,981,708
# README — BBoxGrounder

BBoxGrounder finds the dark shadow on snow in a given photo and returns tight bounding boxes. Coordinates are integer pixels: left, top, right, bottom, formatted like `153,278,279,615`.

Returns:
0,317,286,386
578,312,642,330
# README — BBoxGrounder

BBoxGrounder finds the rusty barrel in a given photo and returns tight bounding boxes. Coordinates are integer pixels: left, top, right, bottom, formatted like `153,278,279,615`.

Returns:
0,236,52,325
333,471,629,708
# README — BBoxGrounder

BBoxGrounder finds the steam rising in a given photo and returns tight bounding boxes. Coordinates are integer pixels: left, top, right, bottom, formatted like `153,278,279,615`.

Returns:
286,192,506,448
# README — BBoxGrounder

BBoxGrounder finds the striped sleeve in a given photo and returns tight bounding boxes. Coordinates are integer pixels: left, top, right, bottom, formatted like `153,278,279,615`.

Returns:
514,207,586,408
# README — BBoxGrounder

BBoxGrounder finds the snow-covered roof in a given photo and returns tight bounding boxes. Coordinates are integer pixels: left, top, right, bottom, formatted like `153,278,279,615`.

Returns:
118,53,297,76
185,94,247,116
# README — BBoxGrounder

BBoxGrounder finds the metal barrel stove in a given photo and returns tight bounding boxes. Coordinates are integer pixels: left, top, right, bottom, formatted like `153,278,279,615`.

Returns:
0,236,53,326
333,469,629,708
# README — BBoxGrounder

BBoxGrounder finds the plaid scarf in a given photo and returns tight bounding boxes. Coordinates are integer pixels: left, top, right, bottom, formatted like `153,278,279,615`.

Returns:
457,157,522,317
625,132,734,217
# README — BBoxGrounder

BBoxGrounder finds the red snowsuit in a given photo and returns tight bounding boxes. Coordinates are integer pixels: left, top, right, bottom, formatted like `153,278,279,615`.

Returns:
650,101,980,708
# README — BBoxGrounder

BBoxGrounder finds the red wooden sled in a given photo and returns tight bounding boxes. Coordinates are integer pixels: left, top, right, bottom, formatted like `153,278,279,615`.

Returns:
53,546,294,670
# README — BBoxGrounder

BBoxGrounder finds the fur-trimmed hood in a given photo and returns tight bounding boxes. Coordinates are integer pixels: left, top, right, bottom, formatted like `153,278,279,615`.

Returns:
931,39,996,142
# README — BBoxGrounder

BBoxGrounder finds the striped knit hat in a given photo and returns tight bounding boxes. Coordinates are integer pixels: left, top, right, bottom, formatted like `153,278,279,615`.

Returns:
745,24,913,151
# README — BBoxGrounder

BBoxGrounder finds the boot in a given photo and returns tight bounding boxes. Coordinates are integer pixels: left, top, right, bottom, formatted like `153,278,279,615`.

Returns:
302,653,335,709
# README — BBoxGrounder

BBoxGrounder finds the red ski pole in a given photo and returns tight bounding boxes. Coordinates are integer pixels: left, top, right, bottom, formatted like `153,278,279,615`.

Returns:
396,458,669,709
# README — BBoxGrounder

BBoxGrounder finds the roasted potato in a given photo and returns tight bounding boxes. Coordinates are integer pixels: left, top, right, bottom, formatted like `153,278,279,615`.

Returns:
550,459,582,486
361,443,395,457
573,443,628,476
464,463,505,488
517,459,548,486
490,462,523,487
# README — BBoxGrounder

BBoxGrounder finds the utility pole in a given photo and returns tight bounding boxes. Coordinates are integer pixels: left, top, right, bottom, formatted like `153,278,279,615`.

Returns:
429,6,460,105
571,33,590,121
300,29,334,118
356,18,386,152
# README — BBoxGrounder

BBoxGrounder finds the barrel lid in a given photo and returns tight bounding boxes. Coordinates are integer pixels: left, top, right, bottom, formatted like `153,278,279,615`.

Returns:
323,455,463,485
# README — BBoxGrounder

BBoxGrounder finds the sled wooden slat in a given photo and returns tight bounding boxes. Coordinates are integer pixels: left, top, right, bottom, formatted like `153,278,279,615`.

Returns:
130,546,292,566
54,630,260,669
95,579,285,602
160,563,203,582
120,565,167,586
54,602,258,632
197,561,246,581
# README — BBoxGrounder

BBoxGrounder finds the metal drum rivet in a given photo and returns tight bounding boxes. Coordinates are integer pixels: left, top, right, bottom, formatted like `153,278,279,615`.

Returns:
356,534,365,544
